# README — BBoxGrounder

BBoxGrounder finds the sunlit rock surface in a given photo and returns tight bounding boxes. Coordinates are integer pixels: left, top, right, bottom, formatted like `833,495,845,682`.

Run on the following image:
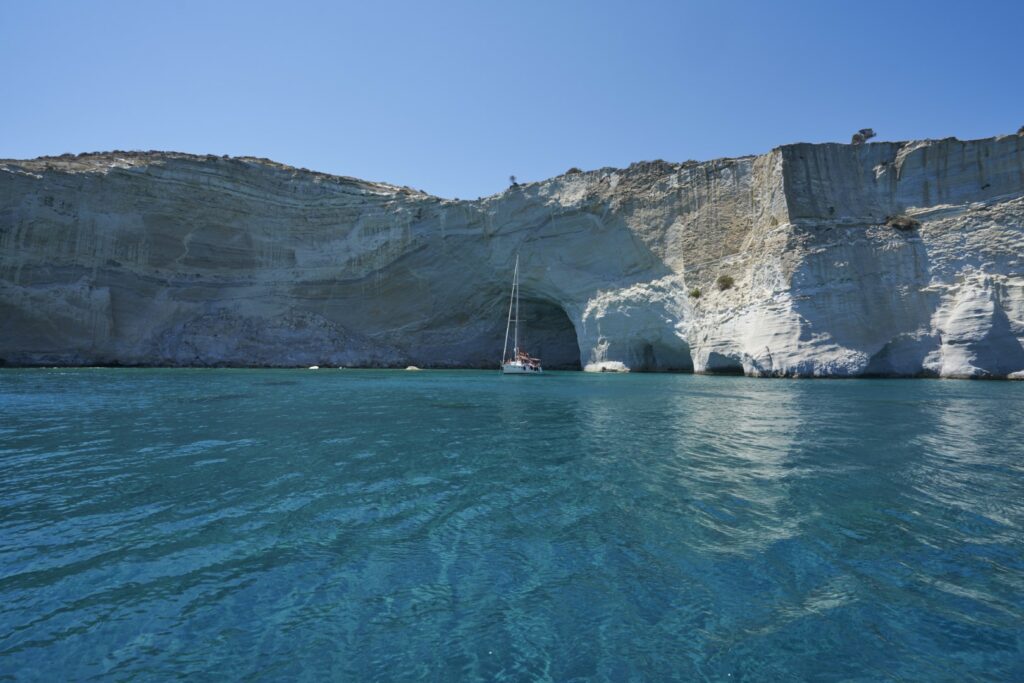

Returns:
2,135,1023,377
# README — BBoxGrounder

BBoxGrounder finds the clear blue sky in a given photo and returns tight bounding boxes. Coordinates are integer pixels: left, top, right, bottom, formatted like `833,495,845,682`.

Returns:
3,0,1022,198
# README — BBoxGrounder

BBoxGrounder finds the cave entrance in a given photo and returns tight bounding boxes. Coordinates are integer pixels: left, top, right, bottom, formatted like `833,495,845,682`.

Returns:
509,297,581,370
704,351,745,375
629,341,695,372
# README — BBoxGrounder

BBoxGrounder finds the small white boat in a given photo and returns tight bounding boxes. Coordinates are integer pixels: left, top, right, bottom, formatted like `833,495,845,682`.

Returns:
501,255,543,374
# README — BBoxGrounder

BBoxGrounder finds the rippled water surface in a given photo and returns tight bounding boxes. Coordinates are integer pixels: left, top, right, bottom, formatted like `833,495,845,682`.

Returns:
1,370,1022,681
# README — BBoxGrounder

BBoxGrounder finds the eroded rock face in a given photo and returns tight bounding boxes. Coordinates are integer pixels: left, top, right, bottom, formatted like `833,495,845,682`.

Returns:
2,136,1023,377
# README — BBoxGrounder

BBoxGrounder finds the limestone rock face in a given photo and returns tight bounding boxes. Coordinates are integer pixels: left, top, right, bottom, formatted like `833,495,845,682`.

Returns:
2,136,1023,377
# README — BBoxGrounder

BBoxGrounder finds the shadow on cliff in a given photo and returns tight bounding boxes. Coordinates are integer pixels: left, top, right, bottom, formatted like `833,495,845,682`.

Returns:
444,284,582,369
505,294,582,369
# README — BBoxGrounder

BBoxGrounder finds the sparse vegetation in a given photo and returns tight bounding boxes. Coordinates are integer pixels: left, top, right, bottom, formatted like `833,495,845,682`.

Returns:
886,214,921,232
1018,125,1024,136
689,287,701,299
565,167,582,175
851,128,877,145
716,275,734,291
509,175,518,187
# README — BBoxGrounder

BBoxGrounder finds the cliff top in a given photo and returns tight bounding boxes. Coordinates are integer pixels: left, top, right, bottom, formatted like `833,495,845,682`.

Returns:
0,150,422,198
3,131,1020,200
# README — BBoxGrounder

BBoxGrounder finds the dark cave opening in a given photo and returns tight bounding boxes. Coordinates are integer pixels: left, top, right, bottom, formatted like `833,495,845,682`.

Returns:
704,351,745,375
630,341,695,372
507,297,582,370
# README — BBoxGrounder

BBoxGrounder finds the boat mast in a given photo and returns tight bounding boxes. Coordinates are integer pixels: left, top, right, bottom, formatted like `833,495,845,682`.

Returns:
514,255,519,356
502,254,518,364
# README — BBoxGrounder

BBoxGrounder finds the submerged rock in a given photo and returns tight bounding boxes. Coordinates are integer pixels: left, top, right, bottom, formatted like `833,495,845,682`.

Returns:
2,136,1023,378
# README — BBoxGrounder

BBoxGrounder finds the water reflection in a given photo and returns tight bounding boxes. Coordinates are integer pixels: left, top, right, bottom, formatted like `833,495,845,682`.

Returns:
911,383,1024,527
0,370,1021,681
666,376,804,553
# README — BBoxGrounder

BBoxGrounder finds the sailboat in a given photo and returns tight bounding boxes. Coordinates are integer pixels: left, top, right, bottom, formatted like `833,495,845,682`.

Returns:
501,255,543,374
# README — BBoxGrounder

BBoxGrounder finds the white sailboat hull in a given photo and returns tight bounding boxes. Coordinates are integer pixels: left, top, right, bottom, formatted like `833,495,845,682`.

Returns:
502,361,542,374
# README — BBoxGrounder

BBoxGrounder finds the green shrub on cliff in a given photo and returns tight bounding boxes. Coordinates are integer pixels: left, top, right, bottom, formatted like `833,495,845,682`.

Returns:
851,128,877,145
716,275,734,291
689,287,701,299
886,215,921,231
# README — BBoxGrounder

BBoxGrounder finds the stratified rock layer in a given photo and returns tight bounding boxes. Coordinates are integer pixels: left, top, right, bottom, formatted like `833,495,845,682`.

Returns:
2,136,1023,377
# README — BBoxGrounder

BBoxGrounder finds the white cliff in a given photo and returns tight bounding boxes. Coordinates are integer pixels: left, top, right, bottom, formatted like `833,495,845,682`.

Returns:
1,134,1022,377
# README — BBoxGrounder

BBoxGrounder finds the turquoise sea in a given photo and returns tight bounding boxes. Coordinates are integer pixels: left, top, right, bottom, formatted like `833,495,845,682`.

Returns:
0,369,1022,681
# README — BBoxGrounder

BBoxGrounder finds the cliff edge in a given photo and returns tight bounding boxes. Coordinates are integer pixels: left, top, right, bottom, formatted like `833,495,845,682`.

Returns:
2,135,1023,377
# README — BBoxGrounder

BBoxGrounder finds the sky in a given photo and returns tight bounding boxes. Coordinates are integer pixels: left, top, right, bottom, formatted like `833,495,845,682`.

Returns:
2,0,1022,199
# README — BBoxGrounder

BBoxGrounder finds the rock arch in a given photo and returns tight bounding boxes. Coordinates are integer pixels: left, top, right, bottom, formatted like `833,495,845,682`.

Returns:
508,295,582,370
